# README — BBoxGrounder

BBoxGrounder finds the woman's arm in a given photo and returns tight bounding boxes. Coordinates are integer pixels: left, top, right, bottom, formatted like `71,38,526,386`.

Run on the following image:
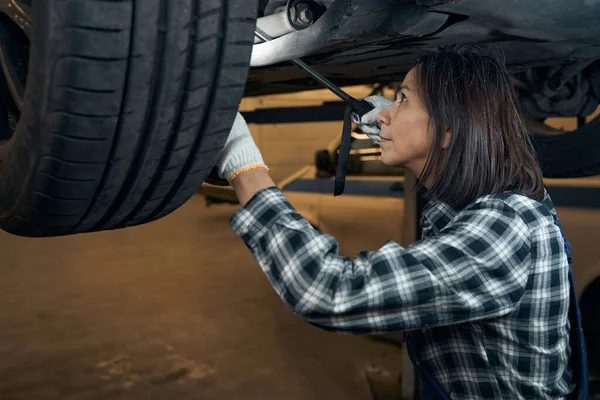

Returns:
232,168,276,206
231,171,532,334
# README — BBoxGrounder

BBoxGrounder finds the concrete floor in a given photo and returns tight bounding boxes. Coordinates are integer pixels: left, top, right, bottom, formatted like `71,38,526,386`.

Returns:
0,195,403,400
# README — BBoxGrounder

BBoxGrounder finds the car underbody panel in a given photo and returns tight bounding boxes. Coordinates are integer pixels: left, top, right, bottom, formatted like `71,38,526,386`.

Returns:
245,0,600,97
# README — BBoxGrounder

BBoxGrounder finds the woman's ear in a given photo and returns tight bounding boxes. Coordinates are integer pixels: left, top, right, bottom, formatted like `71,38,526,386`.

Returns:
441,129,452,149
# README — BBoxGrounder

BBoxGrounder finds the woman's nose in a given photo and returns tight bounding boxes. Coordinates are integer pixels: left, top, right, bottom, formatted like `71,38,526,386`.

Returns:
376,110,391,126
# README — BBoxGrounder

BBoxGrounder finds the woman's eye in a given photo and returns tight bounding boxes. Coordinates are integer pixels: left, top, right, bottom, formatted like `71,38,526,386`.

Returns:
397,93,407,103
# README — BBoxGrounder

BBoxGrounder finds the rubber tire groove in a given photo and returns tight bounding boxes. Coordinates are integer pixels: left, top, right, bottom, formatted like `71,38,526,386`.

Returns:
146,0,229,222
118,0,198,227
91,0,169,230
67,0,138,233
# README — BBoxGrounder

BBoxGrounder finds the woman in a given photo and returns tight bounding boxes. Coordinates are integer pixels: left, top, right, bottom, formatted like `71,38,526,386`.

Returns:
214,44,587,399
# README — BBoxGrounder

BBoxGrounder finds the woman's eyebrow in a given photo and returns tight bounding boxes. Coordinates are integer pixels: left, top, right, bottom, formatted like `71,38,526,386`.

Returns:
398,84,410,92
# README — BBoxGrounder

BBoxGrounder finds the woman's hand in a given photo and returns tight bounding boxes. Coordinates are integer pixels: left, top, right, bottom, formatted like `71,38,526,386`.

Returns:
351,95,394,144
215,112,276,205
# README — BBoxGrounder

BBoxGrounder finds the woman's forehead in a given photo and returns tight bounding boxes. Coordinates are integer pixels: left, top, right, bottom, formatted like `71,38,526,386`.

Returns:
403,67,418,86
390,67,425,102
394,67,418,92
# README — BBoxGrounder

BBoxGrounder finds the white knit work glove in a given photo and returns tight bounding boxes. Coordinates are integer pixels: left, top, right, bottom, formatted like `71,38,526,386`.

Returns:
351,95,394,145
215,112,268,184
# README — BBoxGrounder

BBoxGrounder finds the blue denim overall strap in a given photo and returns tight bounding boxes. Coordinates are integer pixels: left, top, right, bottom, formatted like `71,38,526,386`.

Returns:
406,330,453,399
403,213,588,399
551,214,588,400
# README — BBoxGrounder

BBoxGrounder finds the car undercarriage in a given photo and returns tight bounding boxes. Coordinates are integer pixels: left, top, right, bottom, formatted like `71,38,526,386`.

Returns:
245,0,600,180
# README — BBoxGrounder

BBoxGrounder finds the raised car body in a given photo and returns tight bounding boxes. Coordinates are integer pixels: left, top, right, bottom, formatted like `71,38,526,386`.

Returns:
247,0,600,95
247,0,600,179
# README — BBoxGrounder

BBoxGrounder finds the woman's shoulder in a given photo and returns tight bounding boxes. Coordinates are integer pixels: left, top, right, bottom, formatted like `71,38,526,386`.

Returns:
466,190,555,227
424,190,556,235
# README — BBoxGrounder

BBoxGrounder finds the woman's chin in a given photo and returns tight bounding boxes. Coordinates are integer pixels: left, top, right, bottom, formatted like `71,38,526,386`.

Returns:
381,154,406,169
380,154,398,167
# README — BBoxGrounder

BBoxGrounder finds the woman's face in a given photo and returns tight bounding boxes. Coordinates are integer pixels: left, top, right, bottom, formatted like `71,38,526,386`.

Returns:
376,66,435,178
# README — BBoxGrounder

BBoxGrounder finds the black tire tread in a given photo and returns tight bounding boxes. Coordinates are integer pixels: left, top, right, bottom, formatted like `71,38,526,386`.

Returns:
0,0,257,236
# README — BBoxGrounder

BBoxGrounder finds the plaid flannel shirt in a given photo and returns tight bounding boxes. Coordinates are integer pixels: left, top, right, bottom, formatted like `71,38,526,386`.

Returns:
231,187,574,399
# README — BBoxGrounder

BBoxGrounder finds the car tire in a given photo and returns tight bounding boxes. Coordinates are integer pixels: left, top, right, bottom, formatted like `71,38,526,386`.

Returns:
531,117,600,178
0,0,257,237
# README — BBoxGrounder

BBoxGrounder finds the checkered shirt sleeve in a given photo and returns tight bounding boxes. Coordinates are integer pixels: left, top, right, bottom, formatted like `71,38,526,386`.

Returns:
230,187,532,334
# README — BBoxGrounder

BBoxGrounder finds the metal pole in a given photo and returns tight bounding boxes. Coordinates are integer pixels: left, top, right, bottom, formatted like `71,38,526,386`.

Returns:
400,171,424,400
254,28,358,106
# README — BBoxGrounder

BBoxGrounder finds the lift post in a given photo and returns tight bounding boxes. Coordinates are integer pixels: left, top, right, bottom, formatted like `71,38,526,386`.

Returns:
399,171,425,400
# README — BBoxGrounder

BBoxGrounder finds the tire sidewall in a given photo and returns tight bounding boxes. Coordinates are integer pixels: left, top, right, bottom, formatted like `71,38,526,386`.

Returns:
0,0,56,222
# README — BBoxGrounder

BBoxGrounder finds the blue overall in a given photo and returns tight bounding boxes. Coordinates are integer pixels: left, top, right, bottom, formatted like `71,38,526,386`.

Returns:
405,212,589,399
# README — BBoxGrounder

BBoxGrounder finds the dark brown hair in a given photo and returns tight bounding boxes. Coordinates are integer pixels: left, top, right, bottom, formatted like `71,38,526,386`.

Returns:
413,44,544,208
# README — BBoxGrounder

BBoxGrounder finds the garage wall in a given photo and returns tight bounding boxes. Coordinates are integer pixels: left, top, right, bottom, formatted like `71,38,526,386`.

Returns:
546,106,600,131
